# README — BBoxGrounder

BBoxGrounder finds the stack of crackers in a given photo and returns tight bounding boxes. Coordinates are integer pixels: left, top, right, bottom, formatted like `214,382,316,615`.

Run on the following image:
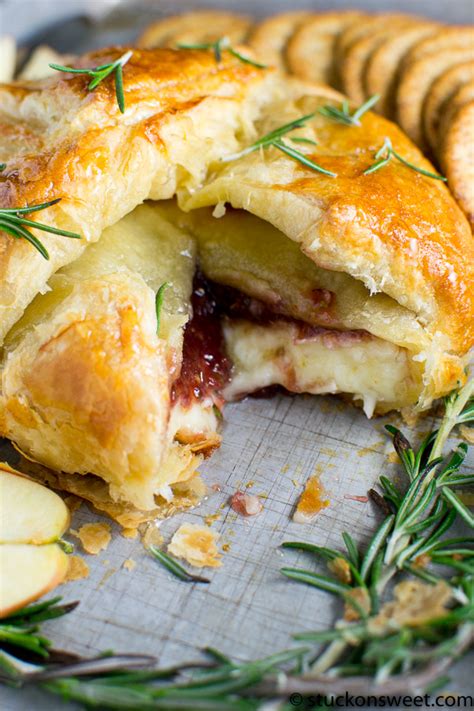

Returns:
138,9,474,229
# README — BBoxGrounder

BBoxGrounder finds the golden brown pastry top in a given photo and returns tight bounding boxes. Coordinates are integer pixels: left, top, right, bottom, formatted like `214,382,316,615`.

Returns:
1,46,473,367
184,93,474,359
0,47,270,341
0,47,265,206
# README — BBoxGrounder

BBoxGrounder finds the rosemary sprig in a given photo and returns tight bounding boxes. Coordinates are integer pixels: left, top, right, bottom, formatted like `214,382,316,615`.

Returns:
49,51,132,113
155,282,169,336
280,376,474,684
0,198,81,259
177,36,267,69
149,545,210,584
273,140,337,177
363,136,447,181
222,113,337,177
319,94,380,127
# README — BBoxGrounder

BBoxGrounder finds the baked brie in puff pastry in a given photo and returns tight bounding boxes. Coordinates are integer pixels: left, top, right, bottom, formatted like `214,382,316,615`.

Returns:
0,48,473,512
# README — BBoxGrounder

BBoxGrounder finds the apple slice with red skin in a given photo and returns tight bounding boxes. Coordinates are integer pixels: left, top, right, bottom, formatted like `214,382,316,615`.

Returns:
0,464,70,544
0,544,69,617
0,463,71,617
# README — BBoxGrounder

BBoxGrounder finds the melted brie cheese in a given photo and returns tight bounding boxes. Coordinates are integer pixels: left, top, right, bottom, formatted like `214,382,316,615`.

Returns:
224,320,422,416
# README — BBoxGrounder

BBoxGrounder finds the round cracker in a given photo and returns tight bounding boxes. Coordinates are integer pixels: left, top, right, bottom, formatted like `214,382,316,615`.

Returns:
340,18,421,104
404,26,474,65
335,13,422,65
396,47,474,149
138,10,252,49
438,80,474,167
424,61,474,152
443,100,474,228
286,11,365,87
248,11,312,70
365,23,439,117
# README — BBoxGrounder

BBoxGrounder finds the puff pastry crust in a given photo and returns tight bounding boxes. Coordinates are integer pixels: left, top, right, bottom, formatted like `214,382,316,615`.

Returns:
0,47,272,342
182,91,474,405
1,47,473,511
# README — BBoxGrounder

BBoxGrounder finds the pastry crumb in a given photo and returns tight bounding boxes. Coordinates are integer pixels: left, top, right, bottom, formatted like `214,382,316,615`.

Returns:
328,557,352,584
140,523,164,549
72,522,111,555
121,527,138,539
123,558,136,572
293,475,329,523
65,555,89,582
371,580,452,630
168,523,222,568
64,495,83,513
460,425,474,444
204,513,221,526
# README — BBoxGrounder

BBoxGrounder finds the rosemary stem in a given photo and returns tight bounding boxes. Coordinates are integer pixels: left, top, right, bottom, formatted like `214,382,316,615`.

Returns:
308,638,348,675
429,377,474,465
375,564,397,596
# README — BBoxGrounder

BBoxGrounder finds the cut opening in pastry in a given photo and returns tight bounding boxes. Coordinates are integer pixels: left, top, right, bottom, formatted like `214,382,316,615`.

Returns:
0,196,460,514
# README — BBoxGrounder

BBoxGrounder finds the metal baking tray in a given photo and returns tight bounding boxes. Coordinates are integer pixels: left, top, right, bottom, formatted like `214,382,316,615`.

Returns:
2,2,473,709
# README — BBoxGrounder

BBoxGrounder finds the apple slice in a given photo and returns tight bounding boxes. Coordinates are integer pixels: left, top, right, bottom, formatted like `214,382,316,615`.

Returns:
0,543,69,617
0,464,70,544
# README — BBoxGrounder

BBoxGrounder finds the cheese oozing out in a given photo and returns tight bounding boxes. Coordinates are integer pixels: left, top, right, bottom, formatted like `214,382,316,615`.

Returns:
223,320,419,417
158,202,426,414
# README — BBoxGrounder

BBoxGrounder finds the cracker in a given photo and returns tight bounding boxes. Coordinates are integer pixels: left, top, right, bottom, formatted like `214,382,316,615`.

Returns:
404,26,474,65
248,11,311,70
286,11,365,87
138,10,252,49
396,47,474,149
443,100,474,228
340,17,420,104
335,13,421,66
437,80,474,165
365,23,438,117
424,61,474,152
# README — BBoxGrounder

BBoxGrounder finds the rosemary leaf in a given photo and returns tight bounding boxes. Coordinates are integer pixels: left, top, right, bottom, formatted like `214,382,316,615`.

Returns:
319,94,379,126
360,515,394,582
149,546,210,583
49,50,132,113
0,198,81,260
392,149,447,181
290,137,318,145
177,37,266,69
280,567,351,596
273,140,337,177
363,155,391,175
281,541,340,560
363,136,447,180
221,112,317,162
342,532,360,568
155,282,169,336
440,488,474,528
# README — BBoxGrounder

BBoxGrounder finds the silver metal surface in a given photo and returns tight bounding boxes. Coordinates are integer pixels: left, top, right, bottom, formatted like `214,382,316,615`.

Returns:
1,2,473,708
